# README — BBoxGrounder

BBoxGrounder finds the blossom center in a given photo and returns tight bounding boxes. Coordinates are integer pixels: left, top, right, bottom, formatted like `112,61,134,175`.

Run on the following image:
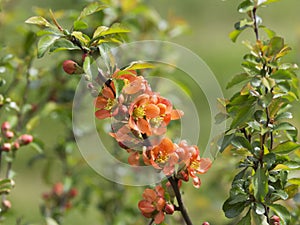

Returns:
133,106,145,119
104,98,117,110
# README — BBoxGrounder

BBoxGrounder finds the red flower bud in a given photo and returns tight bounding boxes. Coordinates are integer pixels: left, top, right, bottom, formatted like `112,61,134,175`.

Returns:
42,192,51,200
270,215,280,225
4,130,14,139
52,182,64,196
68,188,78,198
1,121,10,132
62,60,82,75
19,134,33,145
202,222,210,225
164,204,174,214
13,142,20,150
1,143,11,152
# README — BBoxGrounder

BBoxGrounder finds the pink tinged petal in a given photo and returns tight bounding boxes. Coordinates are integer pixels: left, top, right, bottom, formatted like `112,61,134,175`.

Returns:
143,189,157,202
171,109,184,120
155,185,165,197
137,118,152,135
156,197,166,211
138,200,155,214
102,86,115,99
192,177,201,188
198,158,212,174
128,151,140,166
95,109,111,119
94,96,107,109
154,211,165,224
157,103,166,114
123,78,143,94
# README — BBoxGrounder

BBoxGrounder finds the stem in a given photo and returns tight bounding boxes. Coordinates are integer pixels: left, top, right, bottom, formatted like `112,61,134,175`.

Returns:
168,176,193,225
148,218,154,225
252,7,260,41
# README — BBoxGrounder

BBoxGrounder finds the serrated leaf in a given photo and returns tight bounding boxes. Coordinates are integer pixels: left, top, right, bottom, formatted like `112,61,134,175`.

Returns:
25,16,52,27
272,141,300,154
229,29,243,42
37,35,60,58
226,73,250,89
123,61,154,71
73,20,88,30
268,204,290,225
253,167,268,202
77,2,107,21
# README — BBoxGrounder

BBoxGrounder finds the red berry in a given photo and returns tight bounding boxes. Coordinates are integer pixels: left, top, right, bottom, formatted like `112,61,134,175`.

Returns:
13,142,20,150
202,222,210,225
63,60,79,74
19,134,33,145
1,143,11,152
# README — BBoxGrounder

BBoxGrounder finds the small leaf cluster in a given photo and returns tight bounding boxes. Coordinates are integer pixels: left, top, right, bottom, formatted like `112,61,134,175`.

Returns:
218,1,300,224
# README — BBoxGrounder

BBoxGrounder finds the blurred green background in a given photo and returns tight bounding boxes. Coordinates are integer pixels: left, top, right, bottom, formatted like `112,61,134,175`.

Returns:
0,0,299,224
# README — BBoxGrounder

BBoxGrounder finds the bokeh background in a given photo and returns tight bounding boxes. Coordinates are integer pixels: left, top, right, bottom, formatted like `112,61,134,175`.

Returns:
0,0,299,224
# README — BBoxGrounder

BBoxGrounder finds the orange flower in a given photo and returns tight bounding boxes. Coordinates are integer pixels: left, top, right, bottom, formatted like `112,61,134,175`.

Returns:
143,137,179,176
128,94,183,136
175,140,212,188
138,186,166,224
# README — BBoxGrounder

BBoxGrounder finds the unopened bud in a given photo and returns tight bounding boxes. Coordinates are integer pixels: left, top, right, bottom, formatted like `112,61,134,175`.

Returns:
164,204,174,214
52,182,64,196
202,222,210,225
1,121,10,132
63,60,83,75
4,130,14,139
270,215,280,225
13,142,20,150
2,200,11,209
19,134,33,145
1,143,11,152
68,188,78,198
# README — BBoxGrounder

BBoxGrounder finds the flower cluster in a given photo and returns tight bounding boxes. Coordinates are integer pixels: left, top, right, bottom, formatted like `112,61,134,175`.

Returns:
41,182,78,216
94,67,212,224
0,121,33,152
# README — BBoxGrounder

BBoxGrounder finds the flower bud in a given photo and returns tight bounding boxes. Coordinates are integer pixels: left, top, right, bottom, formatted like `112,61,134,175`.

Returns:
13,141,20,150
164,204,174,214
62,60,83,75
52,182,64,196
2,200,11,209
1,143,11,152
202,222,210,225
4,130,14,139
270,215,280,225
68,188,78,198
1,121,10,132
19,134,33,145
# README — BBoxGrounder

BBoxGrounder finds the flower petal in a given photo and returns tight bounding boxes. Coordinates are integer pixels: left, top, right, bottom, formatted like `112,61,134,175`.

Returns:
143,189,157,202
171,109,184,120
198,158,212,174
137,118,152,135
94,96,107,109
154,211,165,224
95,109,111,119
138,200,155,213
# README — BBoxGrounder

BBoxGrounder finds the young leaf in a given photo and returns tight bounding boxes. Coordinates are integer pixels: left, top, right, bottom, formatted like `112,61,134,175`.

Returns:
267,36,284,56
272,141,300,154
49,39,80,53
113,79,125,98
226,73,250,89
223,197,248,218
230,104,255,129
236,210,251,225
229,29,243,43
231,136,252,151
253,167,268,202
37,35,60,58
123,61,154,71
268,204,290,225
73,20,89,30
237,0,254,13
25,16,52,27
77,2,107,21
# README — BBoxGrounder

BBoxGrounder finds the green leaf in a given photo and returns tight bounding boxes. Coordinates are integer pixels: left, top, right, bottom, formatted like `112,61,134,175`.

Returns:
272,141,300,154
113,79,125,98
234,19,253,31
71,31,90,45
288,178,300,185
230,104,255,129
123,61,154,71
73,20,88,30
45,217,59,225
267,36,284,56
77,2,107,21
253,167,268,202
30,141,44,154
215,112,228,124
260,25,276,38
219,134,235,153
226,73,250,89
83,56,92,77
25,16,52,27
229,29,243,42
37,35,60,58
259,0,281,6
237,0,254,13
49,39,80,52
254,202,265,215
92,24,130,39
268,204,290,225
231,136,252,151
223,197,248,218
272,70,293,81
284,184,299,199
236,210,251,225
